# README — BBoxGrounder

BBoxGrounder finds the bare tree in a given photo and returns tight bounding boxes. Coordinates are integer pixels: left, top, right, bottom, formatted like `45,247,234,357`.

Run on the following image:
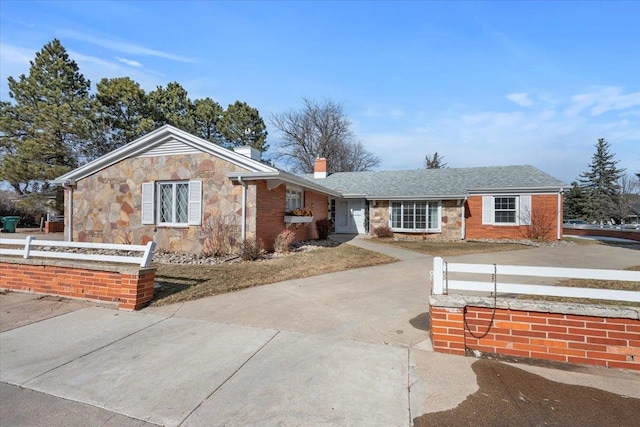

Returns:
270,98,380,173
615,173,640,223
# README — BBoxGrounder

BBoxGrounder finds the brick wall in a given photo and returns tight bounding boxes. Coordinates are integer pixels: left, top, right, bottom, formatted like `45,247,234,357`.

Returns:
430,304,640,371
466,194,561,240
564,228,640,242
0,259,155,310
255,181,328,251
45,221,65,233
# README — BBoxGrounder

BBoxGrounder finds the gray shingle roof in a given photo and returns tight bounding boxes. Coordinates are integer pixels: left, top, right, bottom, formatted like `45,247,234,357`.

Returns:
301,165,567,199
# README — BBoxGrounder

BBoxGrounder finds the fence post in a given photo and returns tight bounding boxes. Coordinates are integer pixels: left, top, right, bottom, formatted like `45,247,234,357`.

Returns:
432,257,444,295
23,235,35,259
140,241,156,268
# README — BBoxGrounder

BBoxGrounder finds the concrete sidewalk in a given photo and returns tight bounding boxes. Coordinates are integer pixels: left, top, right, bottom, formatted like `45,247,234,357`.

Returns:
2,236,640,426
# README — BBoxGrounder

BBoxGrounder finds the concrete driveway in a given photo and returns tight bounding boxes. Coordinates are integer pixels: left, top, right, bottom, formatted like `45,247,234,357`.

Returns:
2,237,639,426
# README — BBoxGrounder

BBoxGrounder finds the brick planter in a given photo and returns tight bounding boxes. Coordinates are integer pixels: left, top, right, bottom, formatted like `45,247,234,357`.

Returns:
430,295,640,371
0,258,155,310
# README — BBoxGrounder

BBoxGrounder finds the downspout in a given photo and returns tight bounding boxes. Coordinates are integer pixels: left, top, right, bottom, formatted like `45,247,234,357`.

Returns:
557,189,563,240
461,196,468,240
63,180,75,242
238,176,247,243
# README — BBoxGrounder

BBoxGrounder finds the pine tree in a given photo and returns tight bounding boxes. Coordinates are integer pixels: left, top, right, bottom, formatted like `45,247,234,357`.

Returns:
425,152,447,169
0,39,93,195
578,138,625,222
563,182,588,219
148,82,194,132
88,77,154,159
192,98,224,143
218,101,268,152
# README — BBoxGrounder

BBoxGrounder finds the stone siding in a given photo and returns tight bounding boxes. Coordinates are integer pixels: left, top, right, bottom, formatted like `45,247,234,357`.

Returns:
368,200,462,239
71,153,254,253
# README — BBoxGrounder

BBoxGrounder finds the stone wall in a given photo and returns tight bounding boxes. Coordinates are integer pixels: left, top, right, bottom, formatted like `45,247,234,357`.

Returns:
70,152,254,253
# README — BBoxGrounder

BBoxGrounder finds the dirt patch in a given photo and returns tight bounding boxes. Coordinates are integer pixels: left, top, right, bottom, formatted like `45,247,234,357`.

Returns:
413,359,640,427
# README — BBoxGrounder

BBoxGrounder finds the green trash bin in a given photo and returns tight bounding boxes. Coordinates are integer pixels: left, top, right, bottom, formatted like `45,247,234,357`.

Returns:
1,216,20,233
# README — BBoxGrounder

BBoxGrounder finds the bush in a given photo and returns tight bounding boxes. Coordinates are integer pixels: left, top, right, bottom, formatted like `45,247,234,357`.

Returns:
240,238,265,261
274,229,296,253
373,225,394,238
315,219,333,240
201,215,240,256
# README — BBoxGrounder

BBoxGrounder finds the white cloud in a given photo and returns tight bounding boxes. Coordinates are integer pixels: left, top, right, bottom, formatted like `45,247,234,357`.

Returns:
355,88,639,184
362,107,405,118
58,29,196,63
116,57,143,68
506,92,534,107
0,43,34,64
565,87,640,117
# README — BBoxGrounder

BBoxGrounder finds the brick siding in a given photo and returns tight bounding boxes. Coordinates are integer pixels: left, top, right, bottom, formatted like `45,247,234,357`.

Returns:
0,260,155,310
466,194,561,240
430,305,640,371
255,181,328,251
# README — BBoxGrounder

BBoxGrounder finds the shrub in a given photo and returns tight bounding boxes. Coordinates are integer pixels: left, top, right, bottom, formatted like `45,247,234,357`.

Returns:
373,225,394,238
315,219,333,240
201,215,240,256
274,229,296,253
240,237,265,261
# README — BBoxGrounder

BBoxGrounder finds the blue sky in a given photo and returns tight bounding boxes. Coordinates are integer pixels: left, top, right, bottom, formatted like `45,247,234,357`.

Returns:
1,0,638,184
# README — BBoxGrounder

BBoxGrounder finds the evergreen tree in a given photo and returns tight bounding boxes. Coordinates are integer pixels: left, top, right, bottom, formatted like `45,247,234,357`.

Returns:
148,82,194,132
89,77,154,159
578,138,625,222
563,182,588,219
218,101,268,152
424,152,447,169
0,39,93,195
192,97,224,143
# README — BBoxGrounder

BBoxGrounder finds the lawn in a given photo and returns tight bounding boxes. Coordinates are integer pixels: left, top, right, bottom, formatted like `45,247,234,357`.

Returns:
151,239,540,305
522,265,640,307
151,244,395,305
372,239,532,257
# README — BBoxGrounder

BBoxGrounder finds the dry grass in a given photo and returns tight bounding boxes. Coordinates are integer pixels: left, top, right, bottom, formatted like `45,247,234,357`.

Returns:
151,244,396,306
372,239,532,257
522,265,640,307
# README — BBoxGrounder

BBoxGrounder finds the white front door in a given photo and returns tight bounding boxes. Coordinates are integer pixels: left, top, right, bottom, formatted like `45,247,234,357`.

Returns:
335,199,366,234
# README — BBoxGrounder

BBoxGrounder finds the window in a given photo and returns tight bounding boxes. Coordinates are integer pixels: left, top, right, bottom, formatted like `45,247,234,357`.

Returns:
390,201,440,231
481,195,531,226
141,181,202,226
286,187,303,211
494,197,516,223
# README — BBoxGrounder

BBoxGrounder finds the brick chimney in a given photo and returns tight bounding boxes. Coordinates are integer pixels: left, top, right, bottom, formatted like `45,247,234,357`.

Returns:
314,157,327,179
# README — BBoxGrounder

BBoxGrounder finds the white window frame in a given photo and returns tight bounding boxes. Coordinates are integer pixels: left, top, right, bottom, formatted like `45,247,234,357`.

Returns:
141,180,202,227
482,195,531,226
389,200,441,232
286,186,304,212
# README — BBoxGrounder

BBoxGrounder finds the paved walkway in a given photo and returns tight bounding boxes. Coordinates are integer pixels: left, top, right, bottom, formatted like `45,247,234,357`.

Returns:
2,236,639,426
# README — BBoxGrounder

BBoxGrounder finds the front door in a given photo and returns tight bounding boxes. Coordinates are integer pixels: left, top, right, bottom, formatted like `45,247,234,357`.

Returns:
335,199,366,234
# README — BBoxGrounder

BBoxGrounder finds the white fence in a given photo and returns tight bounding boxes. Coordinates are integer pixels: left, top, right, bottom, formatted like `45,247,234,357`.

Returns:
431,257,640,303
0,236,156,268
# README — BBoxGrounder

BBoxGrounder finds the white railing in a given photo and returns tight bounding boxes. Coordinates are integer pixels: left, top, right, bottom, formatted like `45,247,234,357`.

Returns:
46,214,64,222
0,236,156,268
431,257,640,303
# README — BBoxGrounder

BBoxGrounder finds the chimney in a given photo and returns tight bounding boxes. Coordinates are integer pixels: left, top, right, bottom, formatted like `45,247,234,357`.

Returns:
314,157,327,179
233,146,261,161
